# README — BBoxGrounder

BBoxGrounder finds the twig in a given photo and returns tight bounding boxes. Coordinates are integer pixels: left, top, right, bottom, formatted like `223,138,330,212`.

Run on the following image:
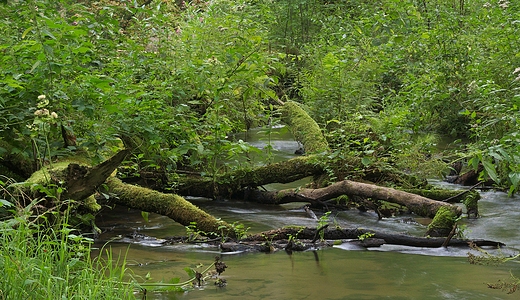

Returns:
442,223,457,248
442,181,483,202
312,224,329,243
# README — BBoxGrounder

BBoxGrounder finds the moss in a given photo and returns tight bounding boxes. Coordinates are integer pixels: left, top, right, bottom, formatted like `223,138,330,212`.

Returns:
84,195,101,212
280,101,329,153
462,191,480,209
24,160,101,212
26,161,74,185
107,177,234,237
404,188,480,217
427,206,458,237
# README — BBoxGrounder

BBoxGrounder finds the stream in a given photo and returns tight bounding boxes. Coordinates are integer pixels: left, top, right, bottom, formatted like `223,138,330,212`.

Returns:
94,127,520,299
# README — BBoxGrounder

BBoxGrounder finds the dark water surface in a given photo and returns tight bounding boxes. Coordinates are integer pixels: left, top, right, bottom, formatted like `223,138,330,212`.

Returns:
93,127,520,299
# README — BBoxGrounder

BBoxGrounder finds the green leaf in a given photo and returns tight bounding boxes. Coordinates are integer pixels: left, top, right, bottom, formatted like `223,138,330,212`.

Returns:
22,26,33,39
184,267,196,277
509,172,520,189
29,60,41,73
0,199,13,207
104,104,120,113
42,28,56,40
141,211,149,223
468,156,480,170
482,160,499,183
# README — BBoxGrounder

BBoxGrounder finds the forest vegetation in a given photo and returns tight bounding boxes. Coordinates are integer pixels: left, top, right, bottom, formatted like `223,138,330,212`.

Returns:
1,0,520,297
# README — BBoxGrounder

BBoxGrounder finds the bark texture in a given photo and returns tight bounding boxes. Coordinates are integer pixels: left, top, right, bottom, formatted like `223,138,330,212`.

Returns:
62,149,130,201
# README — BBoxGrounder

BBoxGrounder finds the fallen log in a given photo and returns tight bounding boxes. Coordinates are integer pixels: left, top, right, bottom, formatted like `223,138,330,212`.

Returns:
106,177,236,238
220,238,390,253
18,149,236,236
174,155,428,199
109,226,504,254
239,227,504,250
404,188,480,218
246,179,461,219
62,149,130,201
279,101,330,154
21,149,129,211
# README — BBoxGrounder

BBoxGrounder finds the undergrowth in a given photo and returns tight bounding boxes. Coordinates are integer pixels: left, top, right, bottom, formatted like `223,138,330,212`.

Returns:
0,178,138,299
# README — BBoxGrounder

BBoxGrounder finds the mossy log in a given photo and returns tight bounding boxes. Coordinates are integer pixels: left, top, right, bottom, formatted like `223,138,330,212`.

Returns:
21,149,129,211
175,155,426,199
426,206,459,237
404,188,480,218
18,149,233,236
175,156,322,198
245,179,462,219
279,101,329,154
62,149,130,201
106,177,234,237
239,227,504,250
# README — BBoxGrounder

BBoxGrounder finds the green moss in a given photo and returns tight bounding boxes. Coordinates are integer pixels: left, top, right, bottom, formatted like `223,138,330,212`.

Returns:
107,177,234,237
26,162,73,185
462,191,480,210
335,194,349,204
24,160,101,212
84,195,101,212
427,206,458,237
280,101,329,153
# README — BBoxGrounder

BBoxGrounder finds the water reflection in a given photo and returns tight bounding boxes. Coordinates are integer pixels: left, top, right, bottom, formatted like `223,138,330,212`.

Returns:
95,238,514,300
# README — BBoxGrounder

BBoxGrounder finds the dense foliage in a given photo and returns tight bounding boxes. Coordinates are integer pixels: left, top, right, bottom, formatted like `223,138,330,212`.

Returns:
1,1,520,297
1,0,519,194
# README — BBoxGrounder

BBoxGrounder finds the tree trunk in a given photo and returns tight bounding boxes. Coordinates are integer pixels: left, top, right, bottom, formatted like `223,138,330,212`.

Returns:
175,155,428,198
62,149,130,201
246,179,462,219
106,177,235,238
20,149,235,237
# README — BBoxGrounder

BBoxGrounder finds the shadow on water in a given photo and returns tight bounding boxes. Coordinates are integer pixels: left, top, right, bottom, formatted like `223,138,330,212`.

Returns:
93,127,520,299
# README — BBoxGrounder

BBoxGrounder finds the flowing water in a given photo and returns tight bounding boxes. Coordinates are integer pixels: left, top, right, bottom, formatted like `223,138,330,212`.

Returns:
94,128,520,299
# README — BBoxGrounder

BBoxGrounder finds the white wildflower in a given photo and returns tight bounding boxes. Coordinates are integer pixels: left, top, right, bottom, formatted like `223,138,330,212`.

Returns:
483,2,491,8
50,111,58,119
467,80,478,93
498,0,509,8
513,67,520,74
37,94,46,100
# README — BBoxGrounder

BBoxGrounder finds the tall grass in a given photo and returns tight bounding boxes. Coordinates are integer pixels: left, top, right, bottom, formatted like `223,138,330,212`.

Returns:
0,185,138,299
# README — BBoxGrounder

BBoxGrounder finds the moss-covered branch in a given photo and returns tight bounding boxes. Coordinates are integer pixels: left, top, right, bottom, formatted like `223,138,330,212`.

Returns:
279,101,329,153
107,177,234,237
